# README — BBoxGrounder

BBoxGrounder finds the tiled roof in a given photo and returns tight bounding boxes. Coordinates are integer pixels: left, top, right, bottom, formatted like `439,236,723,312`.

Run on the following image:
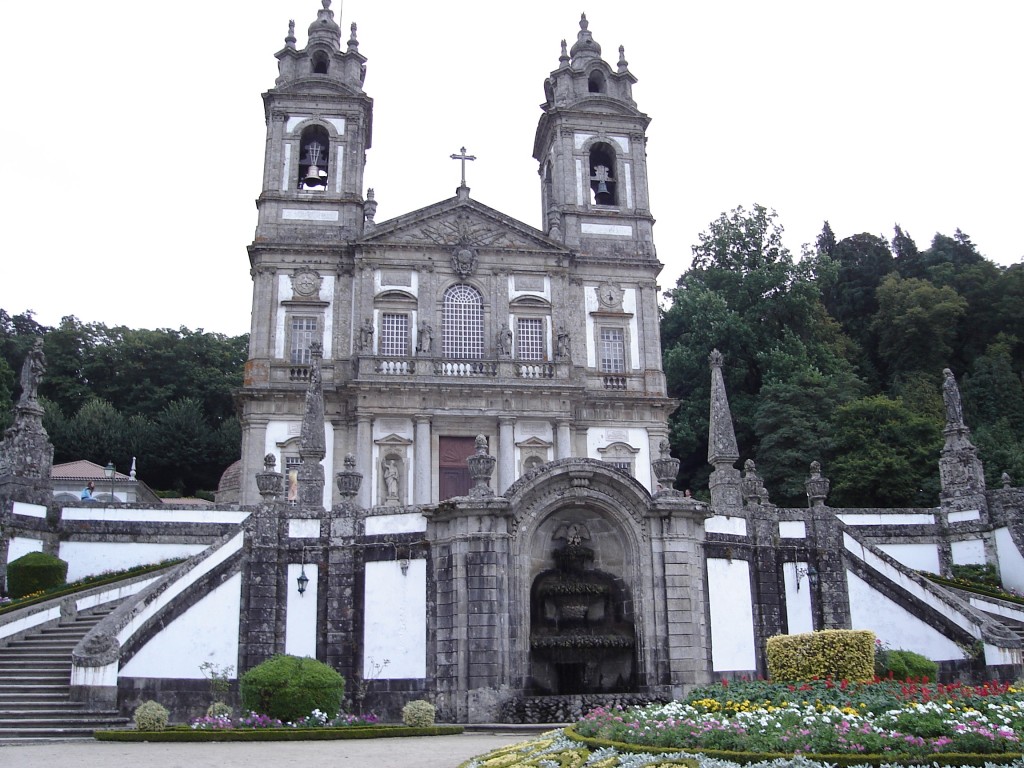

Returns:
51,460,132,481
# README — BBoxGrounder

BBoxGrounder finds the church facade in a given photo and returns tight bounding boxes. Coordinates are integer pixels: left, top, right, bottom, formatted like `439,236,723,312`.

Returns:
3,2,1024,727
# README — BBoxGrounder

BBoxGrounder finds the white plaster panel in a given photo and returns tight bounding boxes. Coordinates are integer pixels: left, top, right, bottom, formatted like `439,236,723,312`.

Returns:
285,115,313,133
288,519,321,538
837,512,935,525
120,573,242,679
877,543,941,574
325,117,346,134
60,508,249,524
7,537,43,562
778,521,806,538
969,594,1024,623
320,274,335,358
951,538,986,565
783,562,814,634
0,606,60,642
623,288,640,370
12,501,46,518
281,142,291,191
274,275,291,359
75,577,160,613
707,558,756,671
581,223,633,237
365,513,429,536
282,209,339,222
514,421,553,442
334,144,344,194
623,162,634,209
609,135,630,153
575,158,585,205
321,422,335,509
584,287,599,368
507,274,550,302
704,516,747,536
847,569,964,660
59,542,208,582
116,534,243,648
843,532,978,636
363,560,426,679
585,427,652,493
949,509,981,523
995,527,1024,593
286,563,318,658
573,132,596,150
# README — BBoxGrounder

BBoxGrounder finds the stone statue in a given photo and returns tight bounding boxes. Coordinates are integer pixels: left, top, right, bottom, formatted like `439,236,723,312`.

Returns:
359,318,374,352
383,458,399,500
19,339,45,404
942,368,964,427
496,324,512,357
556,327,571,360
417,322,434,353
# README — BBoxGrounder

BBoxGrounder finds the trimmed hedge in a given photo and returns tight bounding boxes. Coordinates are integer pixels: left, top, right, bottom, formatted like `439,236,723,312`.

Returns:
563,726,1023,767
94,725,464,742
6,551,68,599
766,629,874,682
240,655,344,722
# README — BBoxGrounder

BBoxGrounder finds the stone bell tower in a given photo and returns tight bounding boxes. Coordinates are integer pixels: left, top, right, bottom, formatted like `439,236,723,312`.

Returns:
533,13,655,262
239,1,372,503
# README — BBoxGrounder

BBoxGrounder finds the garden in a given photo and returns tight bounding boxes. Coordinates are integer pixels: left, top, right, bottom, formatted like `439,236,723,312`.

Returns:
459,630,1024,768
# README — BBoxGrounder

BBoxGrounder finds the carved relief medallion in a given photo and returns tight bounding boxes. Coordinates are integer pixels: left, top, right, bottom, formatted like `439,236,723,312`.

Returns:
291,268,322,298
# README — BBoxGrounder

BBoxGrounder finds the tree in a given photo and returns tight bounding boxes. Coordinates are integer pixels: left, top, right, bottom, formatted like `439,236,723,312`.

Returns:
870,274,967,382
661,205,859,490
828,395,942,507
822,233,894,360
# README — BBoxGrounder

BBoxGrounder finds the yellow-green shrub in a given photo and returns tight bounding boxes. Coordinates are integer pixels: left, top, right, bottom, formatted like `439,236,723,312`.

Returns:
766,629,874,682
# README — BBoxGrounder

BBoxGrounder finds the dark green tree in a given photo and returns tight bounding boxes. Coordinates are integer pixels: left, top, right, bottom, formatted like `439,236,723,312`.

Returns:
828,395,942,507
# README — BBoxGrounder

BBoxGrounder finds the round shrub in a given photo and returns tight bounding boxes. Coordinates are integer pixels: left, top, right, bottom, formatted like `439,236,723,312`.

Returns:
239,655,344,722
402,699,436,727
6,551,68,599
206,701,232,718
134,700,169,731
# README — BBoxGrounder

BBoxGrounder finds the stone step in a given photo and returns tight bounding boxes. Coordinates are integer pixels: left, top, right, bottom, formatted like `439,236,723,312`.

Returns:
0,703,99,713
0,725,127,740
0,674,69,685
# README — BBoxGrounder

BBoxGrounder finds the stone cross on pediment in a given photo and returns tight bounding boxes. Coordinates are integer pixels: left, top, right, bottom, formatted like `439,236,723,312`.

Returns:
450,146,476,188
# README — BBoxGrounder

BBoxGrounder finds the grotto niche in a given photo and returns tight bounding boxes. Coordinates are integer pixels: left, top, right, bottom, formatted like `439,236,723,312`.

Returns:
529,519,636,695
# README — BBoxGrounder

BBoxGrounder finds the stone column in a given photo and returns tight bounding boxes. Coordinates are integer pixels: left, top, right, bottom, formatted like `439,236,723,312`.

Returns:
498,417,515,494
556,420,572,460
356,415,372,508
414,415,432,505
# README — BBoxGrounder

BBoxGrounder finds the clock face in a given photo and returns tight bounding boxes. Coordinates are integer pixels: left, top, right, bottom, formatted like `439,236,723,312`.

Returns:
599,283,621,307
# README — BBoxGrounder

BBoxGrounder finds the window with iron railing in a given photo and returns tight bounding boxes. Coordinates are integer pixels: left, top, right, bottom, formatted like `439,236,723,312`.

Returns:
517,317,545,361
290,316,318,364
380,313,409,357
599,327,625,373
442,285,484,359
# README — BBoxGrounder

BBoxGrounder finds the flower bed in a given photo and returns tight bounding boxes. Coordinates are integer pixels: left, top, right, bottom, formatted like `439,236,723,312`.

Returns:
570,679,1023,760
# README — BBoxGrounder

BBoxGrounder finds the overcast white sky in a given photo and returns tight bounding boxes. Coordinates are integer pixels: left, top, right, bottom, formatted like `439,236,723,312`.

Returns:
2,1,1021,337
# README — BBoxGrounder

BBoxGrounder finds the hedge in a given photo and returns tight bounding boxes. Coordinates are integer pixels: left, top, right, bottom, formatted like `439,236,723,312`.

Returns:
766,629,874,682
94,725,464,742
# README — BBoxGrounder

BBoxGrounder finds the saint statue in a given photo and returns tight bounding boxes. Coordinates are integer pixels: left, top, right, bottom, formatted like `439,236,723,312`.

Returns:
19,339,45,404
383,459,400,500
942,368,964,427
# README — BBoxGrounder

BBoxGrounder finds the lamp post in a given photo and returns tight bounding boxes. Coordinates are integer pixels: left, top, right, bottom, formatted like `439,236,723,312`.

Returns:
104,461,115,504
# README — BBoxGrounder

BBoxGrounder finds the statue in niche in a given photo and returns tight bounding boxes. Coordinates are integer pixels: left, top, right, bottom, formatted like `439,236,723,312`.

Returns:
556,327,571,360
417,321,434,353
358,318,374,352
942,368,964,427
496,324,513,357
382,458,400,502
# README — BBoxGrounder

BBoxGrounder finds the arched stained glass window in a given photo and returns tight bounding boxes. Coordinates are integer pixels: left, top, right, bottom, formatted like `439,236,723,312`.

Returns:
442,284,484,359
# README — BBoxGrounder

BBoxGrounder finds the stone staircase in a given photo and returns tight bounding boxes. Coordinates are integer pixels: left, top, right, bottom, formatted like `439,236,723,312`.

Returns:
0,603,129,741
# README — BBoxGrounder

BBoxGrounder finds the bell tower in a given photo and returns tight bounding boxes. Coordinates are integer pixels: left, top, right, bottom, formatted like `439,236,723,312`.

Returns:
533,14,655,261
254,0,373,241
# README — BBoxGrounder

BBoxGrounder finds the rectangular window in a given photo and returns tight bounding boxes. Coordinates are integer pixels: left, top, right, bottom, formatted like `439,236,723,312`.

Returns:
599,327,625,373
516,318,545,361
605,460,633,475
380,313,409,357
290,316,318,364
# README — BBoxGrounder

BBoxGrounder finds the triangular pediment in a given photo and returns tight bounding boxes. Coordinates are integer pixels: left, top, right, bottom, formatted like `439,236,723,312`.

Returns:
358,196,570,255
373,433,414,447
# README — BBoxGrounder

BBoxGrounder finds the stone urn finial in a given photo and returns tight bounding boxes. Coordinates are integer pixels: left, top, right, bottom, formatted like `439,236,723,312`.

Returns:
335,453,363,499
256,453,284,499
652,439,681,493
805,460,830,508
466,435,496,498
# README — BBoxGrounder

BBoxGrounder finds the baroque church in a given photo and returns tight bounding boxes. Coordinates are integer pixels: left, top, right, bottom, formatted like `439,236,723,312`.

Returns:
3,1,1024,726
